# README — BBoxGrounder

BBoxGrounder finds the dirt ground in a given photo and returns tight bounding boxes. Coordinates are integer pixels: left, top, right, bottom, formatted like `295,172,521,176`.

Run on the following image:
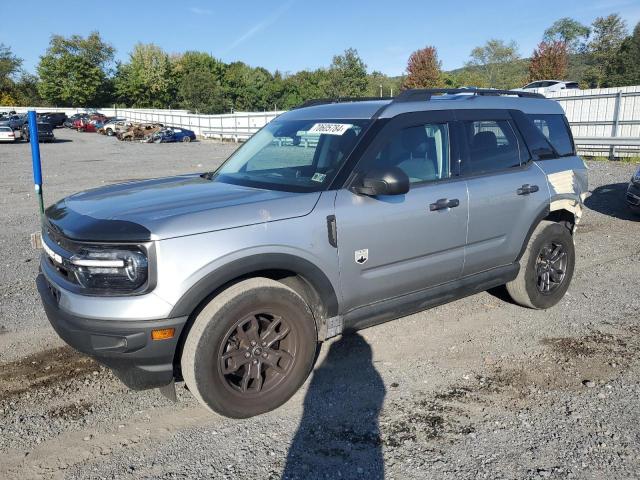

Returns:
1,128,639,479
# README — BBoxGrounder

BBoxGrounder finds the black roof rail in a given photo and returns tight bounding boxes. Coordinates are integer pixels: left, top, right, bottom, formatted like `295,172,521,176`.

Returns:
394,88,545,102
295,97,393,109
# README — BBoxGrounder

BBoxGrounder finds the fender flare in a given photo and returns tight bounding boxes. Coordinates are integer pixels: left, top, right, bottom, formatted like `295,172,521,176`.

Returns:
168,253,339,319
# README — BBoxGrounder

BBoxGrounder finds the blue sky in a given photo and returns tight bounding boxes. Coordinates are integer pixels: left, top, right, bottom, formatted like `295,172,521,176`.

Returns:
3,0,640,76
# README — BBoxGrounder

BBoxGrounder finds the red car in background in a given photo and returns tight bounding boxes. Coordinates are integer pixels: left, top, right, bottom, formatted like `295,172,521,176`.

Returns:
73,113,108,132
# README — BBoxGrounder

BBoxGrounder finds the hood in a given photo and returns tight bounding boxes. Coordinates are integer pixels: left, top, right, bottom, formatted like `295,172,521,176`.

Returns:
45,174,321,241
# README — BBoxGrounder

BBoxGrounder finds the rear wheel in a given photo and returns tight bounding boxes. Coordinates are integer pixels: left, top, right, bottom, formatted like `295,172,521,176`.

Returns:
181,277,317,418
182,136,191,143
106,128,114,136
506,220,575,309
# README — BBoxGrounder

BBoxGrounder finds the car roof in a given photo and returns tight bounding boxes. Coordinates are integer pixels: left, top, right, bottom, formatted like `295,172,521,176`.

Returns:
279,93,564,121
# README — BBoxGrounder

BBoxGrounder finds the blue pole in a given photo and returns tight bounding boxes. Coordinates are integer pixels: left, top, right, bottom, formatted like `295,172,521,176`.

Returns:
28,111,44,215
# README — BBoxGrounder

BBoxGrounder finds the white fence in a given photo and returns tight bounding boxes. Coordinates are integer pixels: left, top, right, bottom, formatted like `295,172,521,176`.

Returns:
2,85,639,156
548,86,640,158
0,106,283,141
121,109,284,140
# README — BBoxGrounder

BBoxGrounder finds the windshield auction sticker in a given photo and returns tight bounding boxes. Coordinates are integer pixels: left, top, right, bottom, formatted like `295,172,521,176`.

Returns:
307,123,353,135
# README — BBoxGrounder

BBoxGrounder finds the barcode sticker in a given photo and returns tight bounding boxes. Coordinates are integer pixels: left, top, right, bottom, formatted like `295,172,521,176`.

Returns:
307,123,353,135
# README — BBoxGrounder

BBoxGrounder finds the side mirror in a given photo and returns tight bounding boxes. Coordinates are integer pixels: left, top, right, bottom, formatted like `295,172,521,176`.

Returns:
352,166,410,196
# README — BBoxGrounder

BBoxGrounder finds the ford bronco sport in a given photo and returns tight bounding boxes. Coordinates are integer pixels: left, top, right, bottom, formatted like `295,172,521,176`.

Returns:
37,89,588,418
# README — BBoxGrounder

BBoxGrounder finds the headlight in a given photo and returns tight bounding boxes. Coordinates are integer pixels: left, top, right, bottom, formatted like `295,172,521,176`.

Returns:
70,246,149,293
42,233,152,295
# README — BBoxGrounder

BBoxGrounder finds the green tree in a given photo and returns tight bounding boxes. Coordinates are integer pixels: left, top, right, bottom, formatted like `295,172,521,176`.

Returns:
222,62,274,111
605,22,640,87
277,69,332,109
37,32,114,106
442,69,490,88
0,44,22,93
543,18,590,53
174,51,226,113
529,41,569,81
366,71,402,98
585,14,628,87
403,46,442,89
328,48,368,97
114,43,175,107
13,73,43,106
466,39,523,88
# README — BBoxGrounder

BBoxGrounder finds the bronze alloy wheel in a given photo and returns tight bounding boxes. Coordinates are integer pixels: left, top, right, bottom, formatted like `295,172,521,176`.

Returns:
217,311,297,396
181,277,318,418
535,241,568,294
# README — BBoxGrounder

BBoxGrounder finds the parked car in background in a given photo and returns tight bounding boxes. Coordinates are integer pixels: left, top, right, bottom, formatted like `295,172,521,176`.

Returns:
77,119,98,133
516,80,579,96
0,126,18,142
118,123,164,141
64,114,87,128
100,118,129,136
22,122,55,143
38,112,68,128
151,127,196,143
0,114,27,130
627,165,640,215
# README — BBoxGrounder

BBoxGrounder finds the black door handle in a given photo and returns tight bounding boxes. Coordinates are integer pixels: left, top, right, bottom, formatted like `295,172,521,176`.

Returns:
517,184,539,195
429,198,460,211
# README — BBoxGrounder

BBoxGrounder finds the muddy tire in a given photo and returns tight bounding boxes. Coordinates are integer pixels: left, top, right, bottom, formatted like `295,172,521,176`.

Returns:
507,220,575,309
181,277,317,418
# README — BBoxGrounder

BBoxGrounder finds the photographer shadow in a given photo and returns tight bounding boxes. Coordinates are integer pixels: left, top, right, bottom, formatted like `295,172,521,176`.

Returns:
282,332,386,480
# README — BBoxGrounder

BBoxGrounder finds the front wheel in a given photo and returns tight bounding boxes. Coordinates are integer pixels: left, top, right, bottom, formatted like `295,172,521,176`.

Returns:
506,220,575,309
181,277,317,418
182,136,191,143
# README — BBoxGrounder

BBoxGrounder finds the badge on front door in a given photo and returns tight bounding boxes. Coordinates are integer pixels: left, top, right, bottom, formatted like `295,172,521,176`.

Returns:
355,249,368,265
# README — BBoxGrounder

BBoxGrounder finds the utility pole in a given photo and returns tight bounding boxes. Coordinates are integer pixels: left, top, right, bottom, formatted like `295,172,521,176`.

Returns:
379,84,383,98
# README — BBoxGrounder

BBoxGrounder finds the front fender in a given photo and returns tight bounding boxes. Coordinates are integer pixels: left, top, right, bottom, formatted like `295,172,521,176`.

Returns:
168,251,339,319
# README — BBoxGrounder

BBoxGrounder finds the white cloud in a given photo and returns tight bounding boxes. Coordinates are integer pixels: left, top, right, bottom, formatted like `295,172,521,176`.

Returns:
190,6,213,15
224,0,295,53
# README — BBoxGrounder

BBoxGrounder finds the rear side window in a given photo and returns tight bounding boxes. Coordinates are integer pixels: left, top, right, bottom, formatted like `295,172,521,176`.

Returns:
565,82,579,89
370,123,451,184
527,114,575,156
462,120,522,174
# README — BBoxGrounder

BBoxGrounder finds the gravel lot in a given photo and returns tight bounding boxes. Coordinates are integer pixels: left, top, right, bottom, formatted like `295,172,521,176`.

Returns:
1,128,639,479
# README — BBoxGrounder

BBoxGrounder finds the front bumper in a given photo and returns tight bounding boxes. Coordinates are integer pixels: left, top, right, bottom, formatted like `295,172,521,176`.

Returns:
627,182,640,212
36,273,188,390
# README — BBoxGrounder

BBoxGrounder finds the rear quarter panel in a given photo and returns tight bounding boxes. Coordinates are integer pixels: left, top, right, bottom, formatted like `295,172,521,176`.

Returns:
535,155,589,225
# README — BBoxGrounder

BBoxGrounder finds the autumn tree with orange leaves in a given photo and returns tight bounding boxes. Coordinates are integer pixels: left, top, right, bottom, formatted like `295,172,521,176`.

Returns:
528,41,569,81
403,46,442,89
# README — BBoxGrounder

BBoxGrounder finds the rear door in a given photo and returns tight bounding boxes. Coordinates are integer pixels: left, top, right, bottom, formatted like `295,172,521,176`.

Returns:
459,109,548,276
335,111,468,312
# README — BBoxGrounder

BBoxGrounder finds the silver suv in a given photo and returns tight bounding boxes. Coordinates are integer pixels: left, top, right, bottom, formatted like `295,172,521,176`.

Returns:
37,89,588,418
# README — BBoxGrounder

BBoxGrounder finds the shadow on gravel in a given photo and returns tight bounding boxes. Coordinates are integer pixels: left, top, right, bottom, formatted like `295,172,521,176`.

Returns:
282,333,385,480
585,183,639,221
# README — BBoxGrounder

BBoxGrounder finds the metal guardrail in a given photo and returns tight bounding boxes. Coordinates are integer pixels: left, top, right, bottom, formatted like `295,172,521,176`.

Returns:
574,137,640,147
551,88,640,158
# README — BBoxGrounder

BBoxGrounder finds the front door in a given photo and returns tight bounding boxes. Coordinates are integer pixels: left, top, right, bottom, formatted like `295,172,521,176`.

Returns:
335,111,468,313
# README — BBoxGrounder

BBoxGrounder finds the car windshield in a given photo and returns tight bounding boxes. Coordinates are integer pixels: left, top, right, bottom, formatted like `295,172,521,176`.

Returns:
210,118,370,192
